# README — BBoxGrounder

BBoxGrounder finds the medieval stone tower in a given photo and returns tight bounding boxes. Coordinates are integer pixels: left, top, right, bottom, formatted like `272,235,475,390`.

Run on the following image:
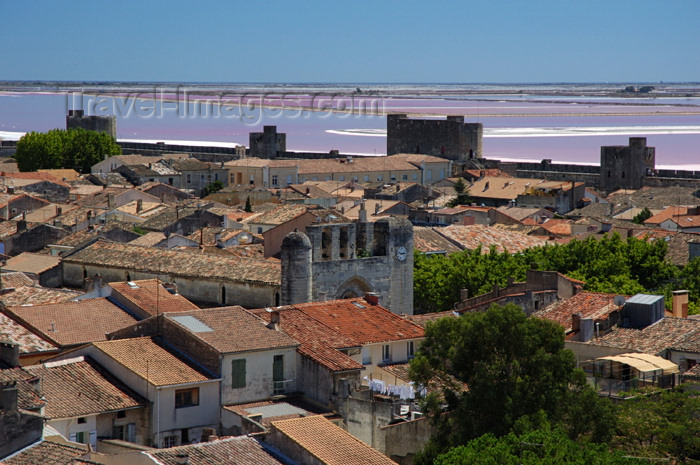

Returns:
387,114,483,161
249,126,286,158
599,137,655,194
280,216,414,315
66,110,117,139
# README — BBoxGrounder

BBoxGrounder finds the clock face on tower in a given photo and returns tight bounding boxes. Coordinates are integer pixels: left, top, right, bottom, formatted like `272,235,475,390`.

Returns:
396,246,407,262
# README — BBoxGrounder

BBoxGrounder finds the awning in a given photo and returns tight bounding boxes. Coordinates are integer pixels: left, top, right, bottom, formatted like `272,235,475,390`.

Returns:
597,353,679,375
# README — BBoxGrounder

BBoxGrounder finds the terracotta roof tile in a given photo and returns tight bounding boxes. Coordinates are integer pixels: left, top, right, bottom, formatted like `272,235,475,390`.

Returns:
413,227,462,254
251,306,363,372
127,231,167,247
435,224,549,253
243,204,309,226
404,311,458,328
0,286,81,307
92,336,213,387
465,169,511,178
0,312,57,355
271,415,398,465
109,279,200,317
165,307,299,354
541,219,573,236
645,206,692,226
0,367,46,410
593,317,700,355
62,240,281,285
4,298,138,348
4,253,61,275
25,357,147,419
147,436,287,465
533,291,623,333
293,298,424,345
0,272,35,289
3,440,88,465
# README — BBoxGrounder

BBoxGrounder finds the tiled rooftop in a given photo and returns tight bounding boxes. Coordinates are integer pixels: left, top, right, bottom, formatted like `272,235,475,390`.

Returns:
271,415,398,465
0,271,35,289
404,310,458,328
4,298,138,347
435,224,549,253
92,336,213,387
0,312,57,355
413,227,462,254
228,154,430,175
166,307,298,354
0,366,46,410
3,440,88,465
127,231,167,247
109,279,200,316
244,204,309,226
293,298,424,345
62,240,281,285
250,306,364,372
541,219,573,236
25,357,147,419
533,291,622,333
471,177,581,201
147,436,288,465
496,206,551,222
4,252,61,275
0,286,81,307
593,317,700,355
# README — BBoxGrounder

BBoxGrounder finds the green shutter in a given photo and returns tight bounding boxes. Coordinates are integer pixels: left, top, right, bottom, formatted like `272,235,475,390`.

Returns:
232,359,246,388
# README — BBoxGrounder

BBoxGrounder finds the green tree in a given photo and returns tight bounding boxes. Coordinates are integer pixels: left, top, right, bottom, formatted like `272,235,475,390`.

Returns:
413,233,679,313
202,180,224,196
433,427,637,465
14,128,121,173
446,178,471,208
244,196,253,212
410,304,615,462
613,387,700,461
632,207,652,225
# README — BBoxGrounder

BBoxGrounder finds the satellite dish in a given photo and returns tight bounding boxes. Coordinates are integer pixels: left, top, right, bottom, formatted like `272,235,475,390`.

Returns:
613,295,626,306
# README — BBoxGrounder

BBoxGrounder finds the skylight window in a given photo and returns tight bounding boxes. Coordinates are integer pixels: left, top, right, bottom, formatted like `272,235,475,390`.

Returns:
170,315,214,333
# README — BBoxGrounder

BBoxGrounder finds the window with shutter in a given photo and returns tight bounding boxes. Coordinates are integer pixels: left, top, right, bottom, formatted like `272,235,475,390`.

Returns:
232,359,246,388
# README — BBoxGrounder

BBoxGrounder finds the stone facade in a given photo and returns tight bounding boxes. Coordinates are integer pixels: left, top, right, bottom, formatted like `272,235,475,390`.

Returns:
249,126,286,158
600,137,655,193
66,110,117,139
387,114,483,161
281,217,414,315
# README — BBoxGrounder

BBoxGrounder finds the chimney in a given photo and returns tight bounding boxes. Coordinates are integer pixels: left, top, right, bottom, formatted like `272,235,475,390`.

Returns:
175,454,189,465
364,292,379,306
267,309,280,331
460,289,469,301
107,193,115,208
0,382,18,413
17,219,27,233
358,201,367,223
0,341,20,368
200,427,218,442
56,206,62,217
672,290,689,319
374,203,382,215
571,312,582,332
136,199,143,213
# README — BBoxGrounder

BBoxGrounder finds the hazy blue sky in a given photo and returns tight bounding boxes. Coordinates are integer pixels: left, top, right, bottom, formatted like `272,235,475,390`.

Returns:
2,0,698,83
